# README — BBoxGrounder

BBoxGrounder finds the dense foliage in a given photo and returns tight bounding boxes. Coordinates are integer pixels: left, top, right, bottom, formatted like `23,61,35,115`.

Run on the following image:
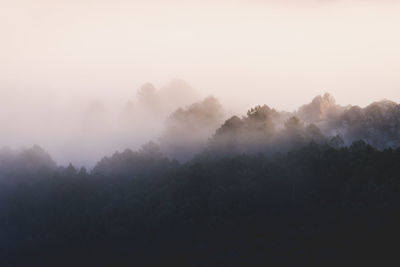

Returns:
1,141,400,266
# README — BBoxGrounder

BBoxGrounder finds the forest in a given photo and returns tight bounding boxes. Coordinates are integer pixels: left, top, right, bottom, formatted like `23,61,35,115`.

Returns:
3,0,400,265
1,141,400,266
1,94,400,266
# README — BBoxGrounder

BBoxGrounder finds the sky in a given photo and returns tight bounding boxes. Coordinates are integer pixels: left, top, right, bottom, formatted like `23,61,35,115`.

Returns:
1,0,400,164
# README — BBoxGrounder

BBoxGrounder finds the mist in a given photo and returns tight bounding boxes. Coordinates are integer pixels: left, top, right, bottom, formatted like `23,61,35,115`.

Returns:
1,0,400,166
3,1,400,265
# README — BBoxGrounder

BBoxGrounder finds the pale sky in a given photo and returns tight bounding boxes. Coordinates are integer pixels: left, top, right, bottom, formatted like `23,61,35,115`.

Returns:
1,0,400,110
1,0,400,164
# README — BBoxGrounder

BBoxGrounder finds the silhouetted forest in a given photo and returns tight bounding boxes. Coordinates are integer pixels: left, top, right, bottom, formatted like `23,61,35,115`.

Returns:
3,0,400,264
1,140,400,266
2,94,400,266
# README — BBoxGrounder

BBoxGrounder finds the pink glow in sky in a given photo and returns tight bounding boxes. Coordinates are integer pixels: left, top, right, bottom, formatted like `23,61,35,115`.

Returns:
1,0,400,165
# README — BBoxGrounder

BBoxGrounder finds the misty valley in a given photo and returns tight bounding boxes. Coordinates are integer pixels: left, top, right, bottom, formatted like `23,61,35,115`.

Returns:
1,88,400,266
3,0,400,265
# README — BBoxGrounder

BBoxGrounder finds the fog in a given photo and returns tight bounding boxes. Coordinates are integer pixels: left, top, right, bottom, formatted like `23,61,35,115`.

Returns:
1,0,400,166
